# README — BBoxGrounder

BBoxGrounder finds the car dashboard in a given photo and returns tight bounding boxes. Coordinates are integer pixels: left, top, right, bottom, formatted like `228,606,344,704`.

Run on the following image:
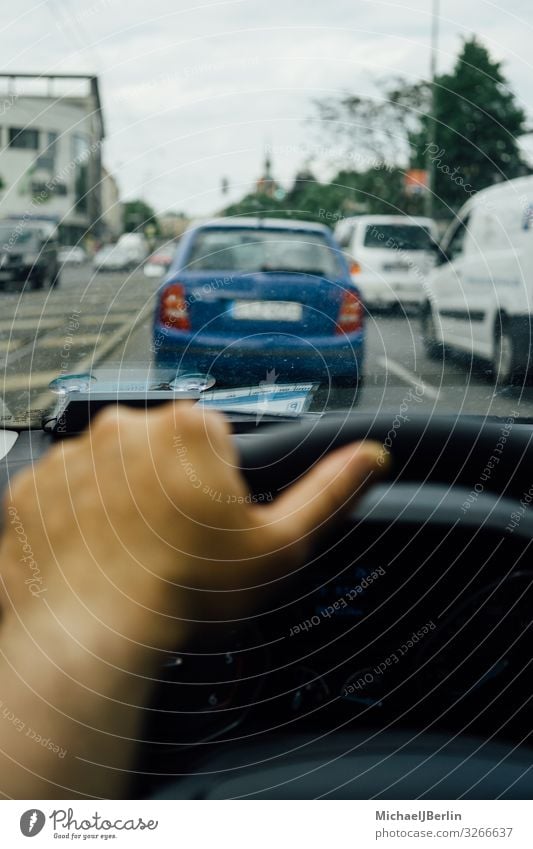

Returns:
2,418,533,799
138,494,533,790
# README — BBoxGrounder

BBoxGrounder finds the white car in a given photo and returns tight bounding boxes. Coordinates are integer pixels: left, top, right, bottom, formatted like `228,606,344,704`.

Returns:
93,245,134,273
421,175,533,387
143,245,175,278
334,214,438,310
117,232,148,266
58,245,87,266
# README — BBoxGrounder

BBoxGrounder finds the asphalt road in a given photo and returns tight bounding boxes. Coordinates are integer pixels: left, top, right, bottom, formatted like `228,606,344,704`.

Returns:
0,265,531,427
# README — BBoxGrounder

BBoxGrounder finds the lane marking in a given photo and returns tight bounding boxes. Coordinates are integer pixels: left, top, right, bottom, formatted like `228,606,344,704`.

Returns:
36,333,110,348
0,306,143,319
32,319,140,410
72,314,139,326
0,339,23,353
0,315,140,368
0,318,60,331
377,355,440,401
1,370,59,391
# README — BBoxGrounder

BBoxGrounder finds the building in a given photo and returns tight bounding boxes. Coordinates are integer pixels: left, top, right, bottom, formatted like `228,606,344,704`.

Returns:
101,167,122,241
255,151,279,198
158,211,188,239
0,73,105,243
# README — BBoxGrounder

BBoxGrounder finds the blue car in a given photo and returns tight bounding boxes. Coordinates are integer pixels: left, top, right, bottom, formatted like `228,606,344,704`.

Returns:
152,218,364,387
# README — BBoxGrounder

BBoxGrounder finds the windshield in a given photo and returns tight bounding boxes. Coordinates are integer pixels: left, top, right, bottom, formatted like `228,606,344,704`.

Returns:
363,223,433,250
0,4,532,428
186,228,341,275
0,226,36,247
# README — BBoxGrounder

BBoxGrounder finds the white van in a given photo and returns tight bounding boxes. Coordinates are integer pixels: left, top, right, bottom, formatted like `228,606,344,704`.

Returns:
421,175,533,386
334,214,437,309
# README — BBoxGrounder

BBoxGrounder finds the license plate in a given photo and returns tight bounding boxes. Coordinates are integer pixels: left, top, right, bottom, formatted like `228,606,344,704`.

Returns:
394,282,419,291
232,300,302,321
383,262,411,272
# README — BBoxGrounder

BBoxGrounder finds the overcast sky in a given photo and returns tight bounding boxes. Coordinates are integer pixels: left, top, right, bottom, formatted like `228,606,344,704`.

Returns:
2,0,533,215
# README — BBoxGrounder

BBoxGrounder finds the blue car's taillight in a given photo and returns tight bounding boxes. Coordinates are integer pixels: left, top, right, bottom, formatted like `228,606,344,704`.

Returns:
336,289,364,334
159,283,190,331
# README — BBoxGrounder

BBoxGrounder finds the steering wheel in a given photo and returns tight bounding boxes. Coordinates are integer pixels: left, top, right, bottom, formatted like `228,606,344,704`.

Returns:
238,411,530,500
235,412,533,538
149,412,533,799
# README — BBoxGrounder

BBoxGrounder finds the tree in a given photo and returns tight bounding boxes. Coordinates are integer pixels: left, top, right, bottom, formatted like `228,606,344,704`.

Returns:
412,37,530,216
312,37,530,218
220,165,420,226
220,192,287,219
122,200,160,234
284,167,416,220
312,78,429,170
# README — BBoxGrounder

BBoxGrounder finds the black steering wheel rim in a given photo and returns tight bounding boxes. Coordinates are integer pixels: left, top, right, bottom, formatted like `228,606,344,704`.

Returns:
237,412,530,502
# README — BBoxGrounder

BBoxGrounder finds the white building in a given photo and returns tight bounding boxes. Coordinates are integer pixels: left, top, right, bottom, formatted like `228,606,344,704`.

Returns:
0,73,105,243
101,167,122,241
158,211,188,239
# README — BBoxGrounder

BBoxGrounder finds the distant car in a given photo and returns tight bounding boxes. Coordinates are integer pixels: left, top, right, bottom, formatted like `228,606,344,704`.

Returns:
116,232,148,266
153,218,364,387
93,245,134,273
59,246,87,266
144,246,176,278
334,214,438,310
0,220,60,291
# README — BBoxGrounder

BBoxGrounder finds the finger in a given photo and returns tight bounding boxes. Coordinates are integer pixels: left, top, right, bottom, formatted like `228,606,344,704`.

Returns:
150,402,237,464
258,440,389,557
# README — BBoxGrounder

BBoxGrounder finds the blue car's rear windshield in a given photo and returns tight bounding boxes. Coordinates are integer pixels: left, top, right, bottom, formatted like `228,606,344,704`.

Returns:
186,228,342,277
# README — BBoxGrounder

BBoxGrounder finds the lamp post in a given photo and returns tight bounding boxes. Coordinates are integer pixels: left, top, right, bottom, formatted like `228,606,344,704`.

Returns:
426,0,440,218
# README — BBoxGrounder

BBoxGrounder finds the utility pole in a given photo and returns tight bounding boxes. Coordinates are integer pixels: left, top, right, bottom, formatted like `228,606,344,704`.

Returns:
426,0,440,218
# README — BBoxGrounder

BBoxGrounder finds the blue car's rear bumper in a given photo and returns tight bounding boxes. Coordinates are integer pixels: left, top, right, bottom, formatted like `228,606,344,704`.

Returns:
152,327,364,385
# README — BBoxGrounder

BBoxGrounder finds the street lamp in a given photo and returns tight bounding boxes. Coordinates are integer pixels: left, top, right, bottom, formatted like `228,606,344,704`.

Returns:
426,0,440,218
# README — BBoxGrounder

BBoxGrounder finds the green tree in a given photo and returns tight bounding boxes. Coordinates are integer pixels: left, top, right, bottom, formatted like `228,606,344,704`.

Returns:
312,37,530,219
221,192,287,219
285,168,414,220
331,167,422,216
221,167,419,225
412,37,530,217
123,200,160,234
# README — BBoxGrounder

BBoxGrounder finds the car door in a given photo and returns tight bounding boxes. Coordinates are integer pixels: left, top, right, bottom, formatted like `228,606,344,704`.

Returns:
430,213,474,352
336,221,358,274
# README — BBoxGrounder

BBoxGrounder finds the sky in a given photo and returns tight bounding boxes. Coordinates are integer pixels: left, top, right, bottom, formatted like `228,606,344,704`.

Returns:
1,0,533,216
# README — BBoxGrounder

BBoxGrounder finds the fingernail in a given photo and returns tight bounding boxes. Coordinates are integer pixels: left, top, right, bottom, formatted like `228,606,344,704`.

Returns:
347,441,390,475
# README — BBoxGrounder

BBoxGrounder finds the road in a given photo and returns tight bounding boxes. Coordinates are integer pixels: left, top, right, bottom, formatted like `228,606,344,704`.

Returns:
0,265,531,427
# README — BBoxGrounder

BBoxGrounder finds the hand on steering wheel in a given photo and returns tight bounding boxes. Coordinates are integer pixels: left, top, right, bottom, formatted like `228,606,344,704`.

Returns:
1,402,385,654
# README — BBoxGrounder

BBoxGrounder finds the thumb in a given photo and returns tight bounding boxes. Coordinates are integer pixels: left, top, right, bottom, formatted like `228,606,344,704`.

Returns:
256,440,389,560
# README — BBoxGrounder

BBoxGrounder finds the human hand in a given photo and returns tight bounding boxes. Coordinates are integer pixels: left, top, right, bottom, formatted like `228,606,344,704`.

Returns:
1,403,386,657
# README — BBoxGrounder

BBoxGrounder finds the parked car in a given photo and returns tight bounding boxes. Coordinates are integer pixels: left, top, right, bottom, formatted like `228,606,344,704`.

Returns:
0,220,60,290
334,214,438,310
144,245,176,278
117,232,149,267
153,218,364,387
58,245,87,266
93,245,135,273
421,174,533,387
